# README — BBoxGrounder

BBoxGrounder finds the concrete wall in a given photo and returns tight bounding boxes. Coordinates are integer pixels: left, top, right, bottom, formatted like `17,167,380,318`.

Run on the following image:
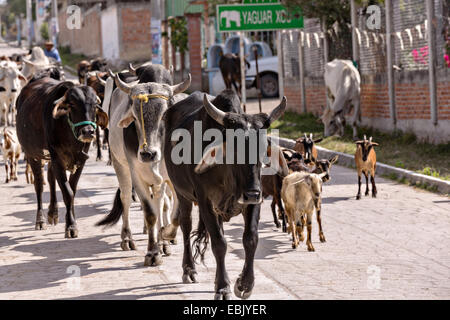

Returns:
101,5,120,60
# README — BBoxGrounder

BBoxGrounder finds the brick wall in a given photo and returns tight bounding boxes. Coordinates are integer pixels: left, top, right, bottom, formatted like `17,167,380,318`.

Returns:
58,5,102,57
186,13,202,92
118,4,152,61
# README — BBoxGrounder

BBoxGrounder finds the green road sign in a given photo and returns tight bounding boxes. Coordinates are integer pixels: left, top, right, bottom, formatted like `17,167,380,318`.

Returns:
243,0,279,3
217,3,303,32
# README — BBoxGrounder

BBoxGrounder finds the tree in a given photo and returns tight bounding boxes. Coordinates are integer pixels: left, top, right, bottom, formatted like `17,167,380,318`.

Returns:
162,17,189,80
40,21,49,41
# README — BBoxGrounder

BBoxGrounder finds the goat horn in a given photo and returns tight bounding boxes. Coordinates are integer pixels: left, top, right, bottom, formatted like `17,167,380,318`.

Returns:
363,134,367,140
170,73,191,95
128,63,136,75
203,94,226,126
96,73,107,86
267,96,287,125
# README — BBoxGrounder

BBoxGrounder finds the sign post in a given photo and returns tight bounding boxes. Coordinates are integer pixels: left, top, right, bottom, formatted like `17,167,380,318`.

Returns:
216,2,302,110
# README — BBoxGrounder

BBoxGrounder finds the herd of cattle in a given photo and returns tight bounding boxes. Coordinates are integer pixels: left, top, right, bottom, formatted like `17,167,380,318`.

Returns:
0,47,380,300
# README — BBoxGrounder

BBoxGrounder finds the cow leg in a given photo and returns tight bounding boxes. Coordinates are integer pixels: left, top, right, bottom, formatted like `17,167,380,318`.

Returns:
13,155,19,180
1,102,7,126
234,204,260,300
356,171,362,200
153,183,171,256
270,199,280,229
95,126,102,161
274,178,286,232
371,173,377,198
306,212,315,252
111,154,135,250
103,128,109,150
52,161,78,238
364,171,369,196
29,158,45,230
47,162,59,225
177,195,196,283
133,180,162,266
197,198,230,300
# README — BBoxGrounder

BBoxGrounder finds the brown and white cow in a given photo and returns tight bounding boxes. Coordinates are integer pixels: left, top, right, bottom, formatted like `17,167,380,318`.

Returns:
1,128,21,183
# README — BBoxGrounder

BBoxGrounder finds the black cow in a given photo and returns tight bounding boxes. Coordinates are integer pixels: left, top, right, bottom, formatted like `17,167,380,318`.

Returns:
16,77,108,237
219,53,250,97
161,89,287,299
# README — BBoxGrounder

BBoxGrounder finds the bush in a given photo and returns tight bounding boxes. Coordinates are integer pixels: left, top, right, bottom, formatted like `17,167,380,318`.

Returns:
40,22,49,41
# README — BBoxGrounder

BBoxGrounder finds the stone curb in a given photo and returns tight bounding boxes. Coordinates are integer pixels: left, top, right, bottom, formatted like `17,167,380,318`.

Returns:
275,136,450,195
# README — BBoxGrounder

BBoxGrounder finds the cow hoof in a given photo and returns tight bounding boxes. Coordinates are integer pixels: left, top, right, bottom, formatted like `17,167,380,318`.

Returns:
170,239,177,245
162,242,171,256
65,227,78,238
275,221,281,228
356,195,361,200
160,224,177,241
144,252,162,266
307,245,315,252
365,191,369,196
106,160,112,166
214,288,231,300
96,157,102,162
182,269,197,284
372,193,377,198
234,278,253,300
292,242,297,249
319,234,326,243
48,215,59,225
121,239,136,251
35,221,46,230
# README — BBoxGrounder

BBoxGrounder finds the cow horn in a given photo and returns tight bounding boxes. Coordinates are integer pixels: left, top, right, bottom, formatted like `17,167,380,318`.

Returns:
96,73,106,86
267,96,287,125
96,95,101,104
128,63,136,75
170,73,191,94
203,94,226,126
111,70,132,94
22,58,36,66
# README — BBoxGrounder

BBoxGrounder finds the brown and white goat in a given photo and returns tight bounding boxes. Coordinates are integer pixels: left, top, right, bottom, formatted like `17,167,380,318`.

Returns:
294,133,323,164
281,171,328,251
355,135,379,199
1,128,21,183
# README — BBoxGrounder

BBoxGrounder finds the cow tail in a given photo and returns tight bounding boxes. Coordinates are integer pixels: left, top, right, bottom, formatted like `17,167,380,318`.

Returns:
191,215,209,265
96,188,123,227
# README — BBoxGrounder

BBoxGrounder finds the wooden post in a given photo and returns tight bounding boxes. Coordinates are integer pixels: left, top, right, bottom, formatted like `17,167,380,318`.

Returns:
350,0,360,65
385,0,396,126
253,46,262,113
298,31,306,113
239,32,247,112
277,31,284,99
426,0,438,125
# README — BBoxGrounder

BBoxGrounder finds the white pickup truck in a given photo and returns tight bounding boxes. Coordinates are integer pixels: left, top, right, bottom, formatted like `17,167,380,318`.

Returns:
245,55,279,97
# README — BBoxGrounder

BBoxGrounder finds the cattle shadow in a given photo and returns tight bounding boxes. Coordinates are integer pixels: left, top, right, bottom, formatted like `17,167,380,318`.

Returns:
225,221,293,260
0,235,134,295
321,196,353,204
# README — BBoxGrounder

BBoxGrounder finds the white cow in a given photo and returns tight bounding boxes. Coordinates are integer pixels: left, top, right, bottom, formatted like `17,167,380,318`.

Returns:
0,61,26,126
322,59,361,138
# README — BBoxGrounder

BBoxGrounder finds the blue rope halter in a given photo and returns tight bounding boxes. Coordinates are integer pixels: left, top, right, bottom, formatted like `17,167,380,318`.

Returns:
67,117,97,140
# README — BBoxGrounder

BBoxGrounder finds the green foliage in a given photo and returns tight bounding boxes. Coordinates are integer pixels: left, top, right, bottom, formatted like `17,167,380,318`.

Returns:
7,0,26,16
40,21,49,41
165,17,189,54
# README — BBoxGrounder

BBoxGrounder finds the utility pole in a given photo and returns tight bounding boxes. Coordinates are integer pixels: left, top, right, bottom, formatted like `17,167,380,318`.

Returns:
350,0,359,66
385,0,396,127
51,0,59,46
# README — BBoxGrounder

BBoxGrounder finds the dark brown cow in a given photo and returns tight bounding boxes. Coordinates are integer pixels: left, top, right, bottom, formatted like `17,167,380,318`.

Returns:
219,53,250,97
16,77,108,237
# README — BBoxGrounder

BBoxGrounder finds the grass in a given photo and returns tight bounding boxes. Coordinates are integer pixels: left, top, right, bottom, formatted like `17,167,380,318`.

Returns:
270,111,450,181
58,46,87,71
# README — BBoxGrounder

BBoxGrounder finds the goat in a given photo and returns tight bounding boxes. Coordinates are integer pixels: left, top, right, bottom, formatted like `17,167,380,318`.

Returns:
293,133,323,164
281,171,328,251
1,128,21,183
261,149,338,232
355,135,379,199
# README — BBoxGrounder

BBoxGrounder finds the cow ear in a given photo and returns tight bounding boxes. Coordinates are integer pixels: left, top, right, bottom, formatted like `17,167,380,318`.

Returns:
195,143,225,174
118,108,134,128
52,95,70,119
329,155,339,165
0,87,5,92
96,107,109,129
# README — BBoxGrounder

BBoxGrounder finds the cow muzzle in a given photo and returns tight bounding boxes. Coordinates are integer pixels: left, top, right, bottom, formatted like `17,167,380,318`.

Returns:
78,125,95,143
238,190,262,205
139,148,159,163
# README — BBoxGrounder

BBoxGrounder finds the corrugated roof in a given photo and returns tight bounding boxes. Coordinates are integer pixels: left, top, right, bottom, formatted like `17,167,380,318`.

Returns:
165,0,203,18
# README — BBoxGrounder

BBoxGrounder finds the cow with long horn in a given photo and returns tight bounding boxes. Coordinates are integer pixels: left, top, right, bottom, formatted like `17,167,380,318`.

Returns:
161,89,288,299
96,64,191,267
